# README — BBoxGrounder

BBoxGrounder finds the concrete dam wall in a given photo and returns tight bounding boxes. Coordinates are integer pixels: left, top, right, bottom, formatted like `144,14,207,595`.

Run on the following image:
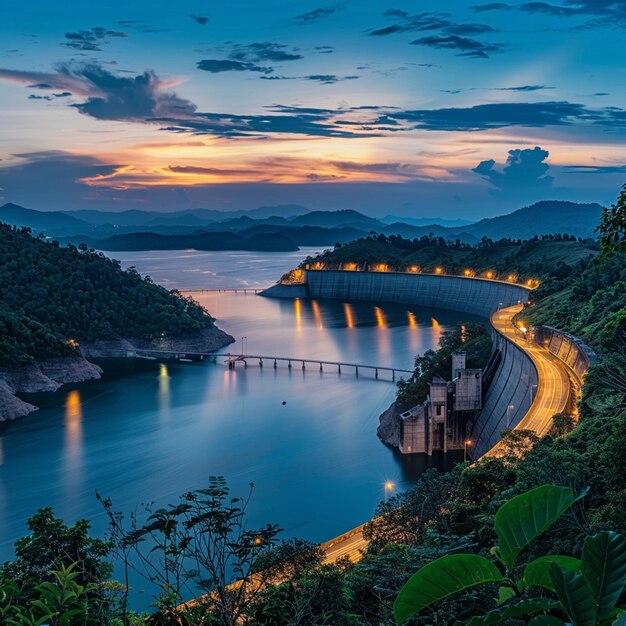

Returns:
304,270,530,318
470,330,539,458
262,270,535,457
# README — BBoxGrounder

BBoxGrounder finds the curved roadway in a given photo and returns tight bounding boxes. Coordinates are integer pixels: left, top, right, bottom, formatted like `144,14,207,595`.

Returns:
322,303,576,563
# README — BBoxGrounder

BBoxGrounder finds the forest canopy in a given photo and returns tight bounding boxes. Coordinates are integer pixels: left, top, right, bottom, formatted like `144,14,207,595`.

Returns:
0,224,215,365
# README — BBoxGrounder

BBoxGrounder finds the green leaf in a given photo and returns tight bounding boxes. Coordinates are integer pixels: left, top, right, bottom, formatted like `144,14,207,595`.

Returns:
394,554,504,625
495,485,579,569
497,586,517,606
522,555,582,592
454,598,562,626
611,612,626,626
551,563,597,626
582,532,626,622
528,616,566,626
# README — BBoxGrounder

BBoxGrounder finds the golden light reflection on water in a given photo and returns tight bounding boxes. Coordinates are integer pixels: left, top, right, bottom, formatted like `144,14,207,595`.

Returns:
407,311,417,329
64,389,83,460
344,303,355,329
159,363,170,410
374,306,387,328
294,297,302,332
311,300,324,330
431,317,442,344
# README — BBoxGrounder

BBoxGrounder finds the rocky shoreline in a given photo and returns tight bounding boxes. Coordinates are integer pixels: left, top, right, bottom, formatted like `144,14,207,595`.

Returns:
0,327,234,423
377,401,402,448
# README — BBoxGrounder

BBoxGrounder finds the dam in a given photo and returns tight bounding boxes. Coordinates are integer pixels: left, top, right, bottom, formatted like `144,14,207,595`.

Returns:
262,269,579,458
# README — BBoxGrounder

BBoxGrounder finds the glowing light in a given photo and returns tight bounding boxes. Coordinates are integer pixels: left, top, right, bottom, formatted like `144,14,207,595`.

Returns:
374,306,387,328
64,389,83,457
463,268,474,277
409,265,419,273
311,299,324,330
344,262,357,271
375,264,388,272
507,274,517,282
385,481,394,491
64,338,79,349
486,271,494,279
294,297,302,331
434,267,443,274
159,363,170,394
407,311,417,329
344,303,355,329
460,324,467,342
282,268,305,284
465,439,473,446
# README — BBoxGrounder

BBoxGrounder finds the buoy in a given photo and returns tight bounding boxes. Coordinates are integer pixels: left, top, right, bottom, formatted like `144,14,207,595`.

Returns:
282,401,286,406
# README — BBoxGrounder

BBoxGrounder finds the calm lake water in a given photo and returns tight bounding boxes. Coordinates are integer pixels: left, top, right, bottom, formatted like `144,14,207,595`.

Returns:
0,248,476,605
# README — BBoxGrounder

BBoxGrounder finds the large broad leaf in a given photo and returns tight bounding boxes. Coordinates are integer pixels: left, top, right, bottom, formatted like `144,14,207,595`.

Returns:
394,554,504,625
455,598,562,626
521,555,582,592
495,485,579,570
581,531,626,622
551,563,597,626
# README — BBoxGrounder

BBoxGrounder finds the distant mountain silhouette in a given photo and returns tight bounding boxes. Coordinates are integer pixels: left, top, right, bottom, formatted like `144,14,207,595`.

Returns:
462,201,603,240
288,209,382,230
0,203,90,233
381,215,474,227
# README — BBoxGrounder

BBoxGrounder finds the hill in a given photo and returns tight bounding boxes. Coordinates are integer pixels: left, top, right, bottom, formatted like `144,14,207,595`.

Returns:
463,200,603,240
0,203,90,234
298,233,599,284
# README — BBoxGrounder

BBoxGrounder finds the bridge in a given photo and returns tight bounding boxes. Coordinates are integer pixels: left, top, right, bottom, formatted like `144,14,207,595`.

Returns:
133,350,413,382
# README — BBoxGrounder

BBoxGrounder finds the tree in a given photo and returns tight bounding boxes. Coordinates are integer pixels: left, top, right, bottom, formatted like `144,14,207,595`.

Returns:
596,183,626,253
393,485,626,626
99,477,284,626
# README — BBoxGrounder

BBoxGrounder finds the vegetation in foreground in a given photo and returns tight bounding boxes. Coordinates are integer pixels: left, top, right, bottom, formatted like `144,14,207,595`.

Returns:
1,186,626,625
0,223,216,365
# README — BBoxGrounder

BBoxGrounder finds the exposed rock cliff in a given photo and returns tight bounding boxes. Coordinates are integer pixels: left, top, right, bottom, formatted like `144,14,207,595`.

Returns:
0,328,234,423
0,356,103,423
377,402,402,447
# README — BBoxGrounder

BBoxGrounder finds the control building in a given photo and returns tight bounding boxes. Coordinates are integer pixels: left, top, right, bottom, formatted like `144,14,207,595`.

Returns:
399,352,482,455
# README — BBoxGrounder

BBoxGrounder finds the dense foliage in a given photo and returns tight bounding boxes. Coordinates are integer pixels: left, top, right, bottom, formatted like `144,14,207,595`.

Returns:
597,183,626,253
396,323,493,410
0,224,215,365
300,233,598,285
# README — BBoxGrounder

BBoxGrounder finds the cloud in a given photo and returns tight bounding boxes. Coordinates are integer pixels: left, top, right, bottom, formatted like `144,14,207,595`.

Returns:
472,1,626,27
190,15,209,24
294,7,336,24
472,3,514,11
562,164,626,174
63,27,127,52
197,59,273,74
229,42,303,63
385,101,597,131
305,74,358,84
196,42,303,76
495,84,554,91
472,146,554,199
28,91,72,101
369,10,503,57
411,35,503,58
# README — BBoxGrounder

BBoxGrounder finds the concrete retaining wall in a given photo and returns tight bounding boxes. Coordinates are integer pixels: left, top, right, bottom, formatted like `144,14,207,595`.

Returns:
261,270,536,457
304,270,529,318
470,331,539,457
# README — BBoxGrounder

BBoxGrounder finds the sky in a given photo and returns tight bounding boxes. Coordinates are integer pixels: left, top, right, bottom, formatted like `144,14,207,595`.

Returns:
0,0,625,218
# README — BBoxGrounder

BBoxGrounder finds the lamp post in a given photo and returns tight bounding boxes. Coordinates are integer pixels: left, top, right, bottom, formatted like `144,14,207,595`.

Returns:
507,404,515,428
384,481,394,504
464,439,472,462
241,336,247,356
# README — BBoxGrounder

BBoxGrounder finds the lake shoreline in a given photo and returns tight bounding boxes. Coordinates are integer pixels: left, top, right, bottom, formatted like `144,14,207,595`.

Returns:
0,326,235,423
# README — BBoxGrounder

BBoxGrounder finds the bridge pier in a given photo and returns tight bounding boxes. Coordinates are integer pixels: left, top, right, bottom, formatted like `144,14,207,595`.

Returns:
355,366,359,377
338,364,341,373
319,363,323,372
259,359,263,367
288,360,292,369
302,361,306,370
274,360,277,368
392,370,395,382
375,368,378,379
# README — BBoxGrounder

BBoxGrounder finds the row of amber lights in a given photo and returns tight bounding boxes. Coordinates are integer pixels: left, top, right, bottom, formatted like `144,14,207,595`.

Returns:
304,263,540,288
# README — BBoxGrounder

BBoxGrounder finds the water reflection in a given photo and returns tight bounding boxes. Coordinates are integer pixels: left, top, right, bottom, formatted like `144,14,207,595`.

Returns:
311,300,324,330
343,303,355,329
294,297,302,332
158,363,170,411
431,317,443,345
64,390,83,460
374,306,387,328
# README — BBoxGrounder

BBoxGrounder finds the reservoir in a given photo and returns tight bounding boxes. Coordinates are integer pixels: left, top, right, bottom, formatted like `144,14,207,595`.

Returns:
0,248,478,602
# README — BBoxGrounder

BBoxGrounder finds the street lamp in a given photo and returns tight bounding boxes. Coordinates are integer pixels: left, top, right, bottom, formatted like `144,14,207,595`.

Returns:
384,481,394,503
464,439,473,462
507,404,515,428
241,336,248,355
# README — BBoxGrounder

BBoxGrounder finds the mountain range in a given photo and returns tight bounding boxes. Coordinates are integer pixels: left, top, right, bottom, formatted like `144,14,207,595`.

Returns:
0,200,604,251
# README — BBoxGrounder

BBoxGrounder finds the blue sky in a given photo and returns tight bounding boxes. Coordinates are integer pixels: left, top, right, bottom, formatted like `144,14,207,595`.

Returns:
0,0,625,217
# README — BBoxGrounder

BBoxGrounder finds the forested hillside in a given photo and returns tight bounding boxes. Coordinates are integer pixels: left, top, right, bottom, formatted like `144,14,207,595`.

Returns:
0,224,216,365
300,233,599,285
